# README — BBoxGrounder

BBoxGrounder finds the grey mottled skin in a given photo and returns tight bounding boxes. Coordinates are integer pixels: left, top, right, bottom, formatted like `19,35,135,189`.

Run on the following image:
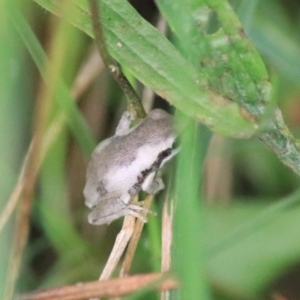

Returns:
84,109,176,225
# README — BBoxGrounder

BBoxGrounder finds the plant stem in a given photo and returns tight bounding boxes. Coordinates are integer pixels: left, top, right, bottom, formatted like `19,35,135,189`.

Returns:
88,0,145,119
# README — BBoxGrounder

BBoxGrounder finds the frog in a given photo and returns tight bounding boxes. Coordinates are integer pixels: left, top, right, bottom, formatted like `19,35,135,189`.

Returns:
83,108,177,225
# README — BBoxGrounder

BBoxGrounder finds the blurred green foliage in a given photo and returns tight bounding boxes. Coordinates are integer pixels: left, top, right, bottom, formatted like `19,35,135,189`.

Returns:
1,0,300,300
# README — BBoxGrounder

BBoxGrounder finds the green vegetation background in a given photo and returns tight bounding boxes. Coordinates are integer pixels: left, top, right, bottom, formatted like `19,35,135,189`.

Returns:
1,0,300,299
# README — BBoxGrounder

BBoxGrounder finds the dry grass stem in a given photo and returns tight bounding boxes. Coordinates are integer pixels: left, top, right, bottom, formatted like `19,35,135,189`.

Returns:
71,46,104,98
19,273,178,300
141,17,167,114
4,49,55,297
142,87,155,114
204,134,232,204
0,168,25,233
4,139,44,299
161,194,173,273
120,194,154,277
99,215,136,281
161,191,174,300
0,46,104,235
1,38,104,299
88,0,145,119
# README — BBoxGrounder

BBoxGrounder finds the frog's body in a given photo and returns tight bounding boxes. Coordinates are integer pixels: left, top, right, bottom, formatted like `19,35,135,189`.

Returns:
83,109,176,225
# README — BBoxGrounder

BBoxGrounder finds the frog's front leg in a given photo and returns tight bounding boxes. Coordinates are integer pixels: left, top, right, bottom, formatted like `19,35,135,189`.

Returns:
141,148,179,194
115,110,135,136
141,171,165,195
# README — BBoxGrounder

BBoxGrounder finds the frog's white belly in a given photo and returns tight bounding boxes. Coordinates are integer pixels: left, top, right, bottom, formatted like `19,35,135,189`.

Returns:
103,142,172,196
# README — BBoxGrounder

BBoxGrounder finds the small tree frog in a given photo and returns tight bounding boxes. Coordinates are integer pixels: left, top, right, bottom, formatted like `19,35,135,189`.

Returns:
83,109,177,225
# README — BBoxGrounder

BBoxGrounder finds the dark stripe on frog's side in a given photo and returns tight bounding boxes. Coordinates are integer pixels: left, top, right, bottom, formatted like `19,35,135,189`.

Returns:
129,147,172,194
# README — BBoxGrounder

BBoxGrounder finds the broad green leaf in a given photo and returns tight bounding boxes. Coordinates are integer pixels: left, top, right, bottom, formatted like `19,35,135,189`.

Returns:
156,0,271,119
34,0,258,139
156,0,300,177
174,117,211,299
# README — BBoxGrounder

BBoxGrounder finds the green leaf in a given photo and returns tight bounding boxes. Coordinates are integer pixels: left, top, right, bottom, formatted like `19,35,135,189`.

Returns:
174,117,211,299
156,0,300,177
156,0,271,119
34,0,258,139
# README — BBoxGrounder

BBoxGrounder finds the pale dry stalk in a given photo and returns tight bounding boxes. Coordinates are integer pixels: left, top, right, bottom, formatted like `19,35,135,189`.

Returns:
120,194,154,277
161,192,174,300
19,272,178,300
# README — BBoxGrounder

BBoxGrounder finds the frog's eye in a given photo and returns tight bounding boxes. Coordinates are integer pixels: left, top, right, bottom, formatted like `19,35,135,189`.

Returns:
96,181,108,196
